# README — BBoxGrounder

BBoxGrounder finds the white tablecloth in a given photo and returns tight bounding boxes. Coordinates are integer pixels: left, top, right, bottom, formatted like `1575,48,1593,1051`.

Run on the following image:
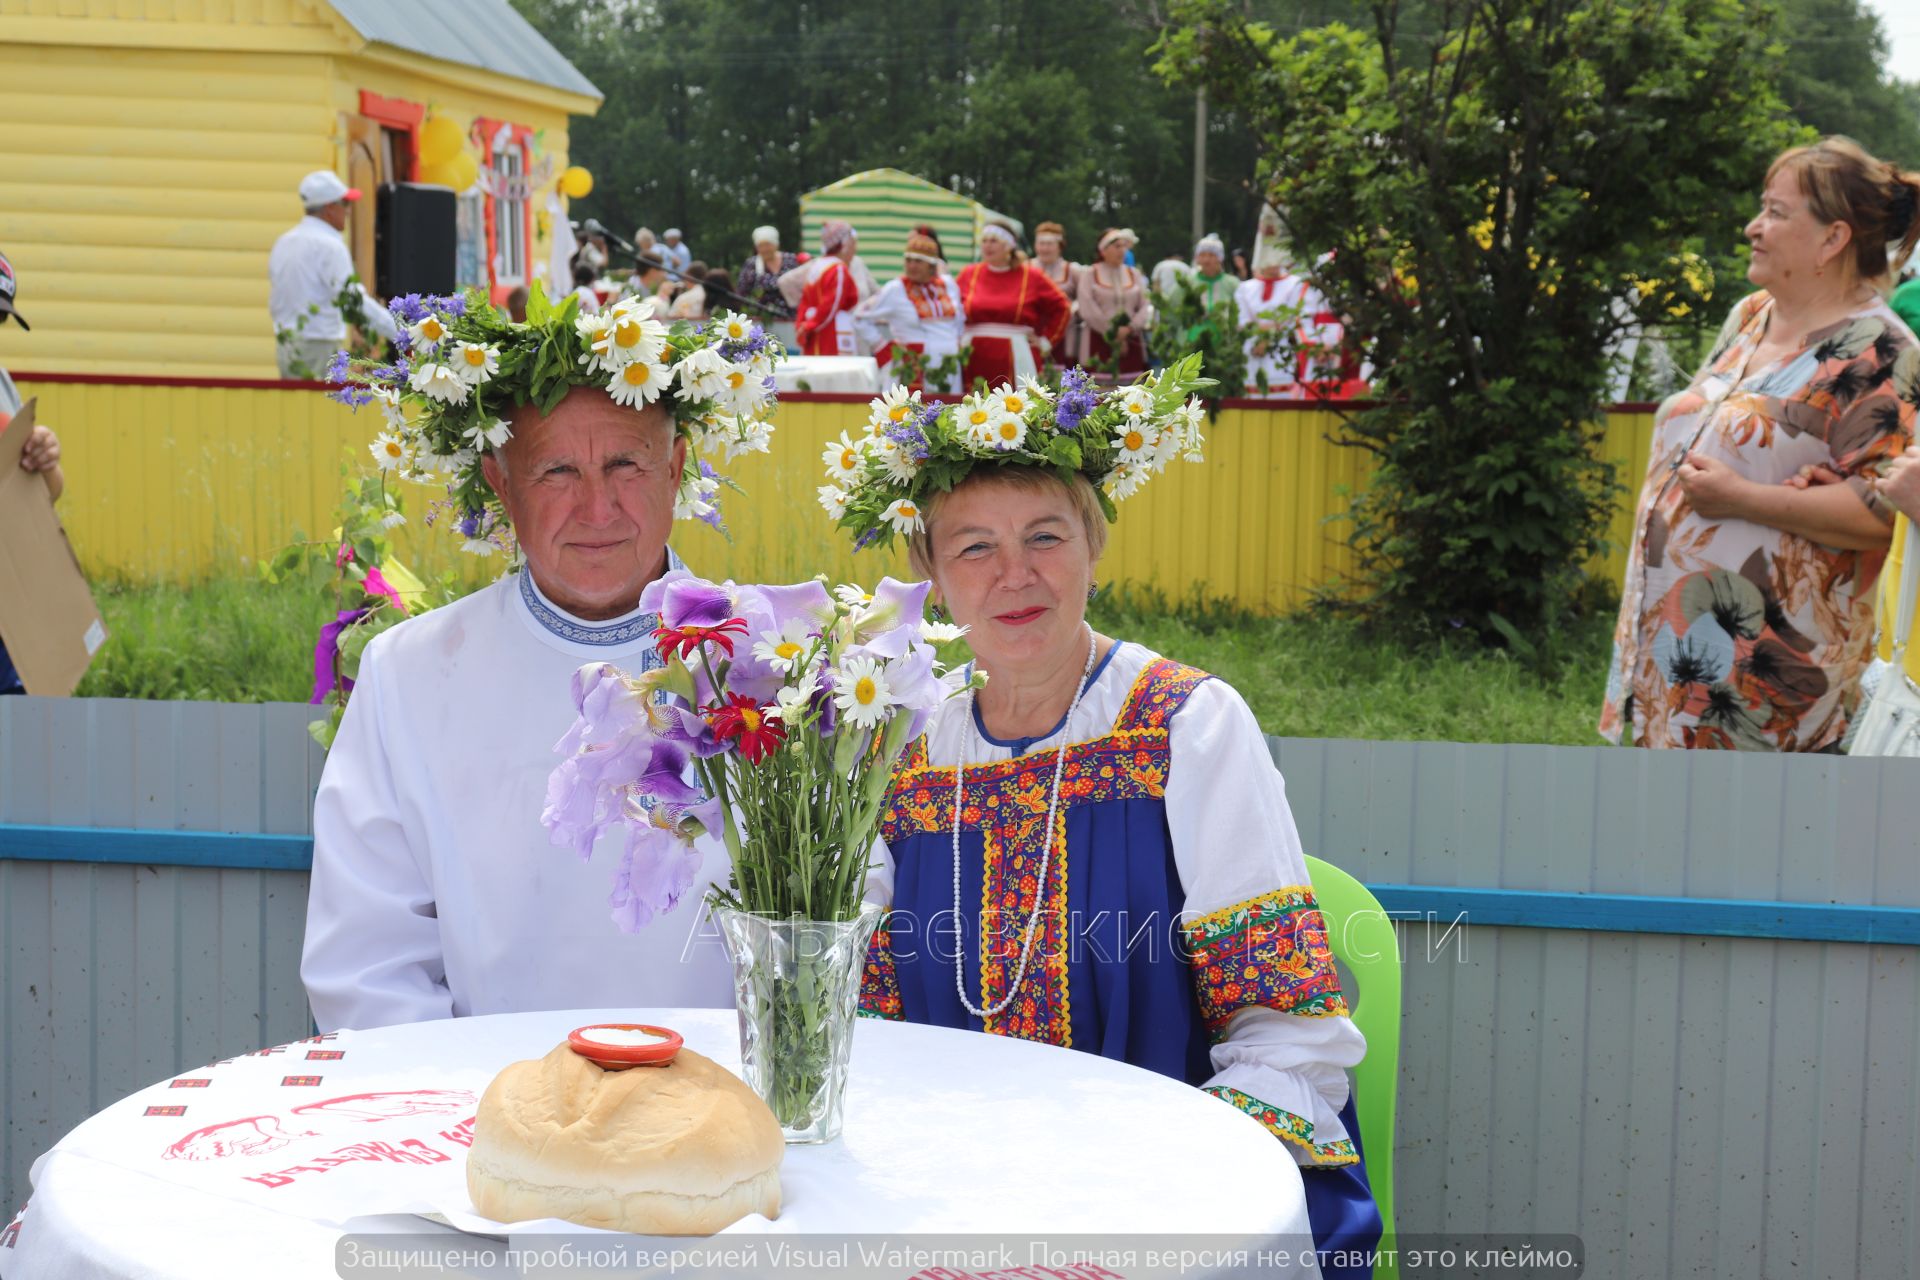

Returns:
3,1010,1320,1279
772,355,881,394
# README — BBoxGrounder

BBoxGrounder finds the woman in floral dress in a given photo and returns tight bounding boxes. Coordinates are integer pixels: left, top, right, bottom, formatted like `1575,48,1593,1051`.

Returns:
1602,138,1920,750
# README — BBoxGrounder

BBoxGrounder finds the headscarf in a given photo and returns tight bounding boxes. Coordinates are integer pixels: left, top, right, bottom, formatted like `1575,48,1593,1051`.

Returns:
1251,205,1291,276
1193,233,1226,260
978,223,1018,251
751,225,780,249
1098,227,1137,253
820,219,856,254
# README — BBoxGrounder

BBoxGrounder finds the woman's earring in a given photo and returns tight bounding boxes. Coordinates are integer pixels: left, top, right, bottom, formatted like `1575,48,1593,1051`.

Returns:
929,601,947,623
1086,582,1099,604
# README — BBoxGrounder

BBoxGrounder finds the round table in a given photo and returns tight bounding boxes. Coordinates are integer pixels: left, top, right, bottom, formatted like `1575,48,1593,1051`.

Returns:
3,1010,1320,1279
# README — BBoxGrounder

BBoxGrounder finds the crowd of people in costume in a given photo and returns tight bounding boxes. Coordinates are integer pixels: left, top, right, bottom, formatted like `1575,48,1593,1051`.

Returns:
562,210,1366,398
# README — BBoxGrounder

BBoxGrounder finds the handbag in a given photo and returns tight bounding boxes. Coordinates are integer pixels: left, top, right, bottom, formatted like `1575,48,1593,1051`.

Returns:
1849,520,1920,757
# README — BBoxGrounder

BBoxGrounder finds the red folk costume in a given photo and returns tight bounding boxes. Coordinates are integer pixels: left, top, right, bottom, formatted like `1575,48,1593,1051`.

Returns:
956,261,1070,387
795,256,862,356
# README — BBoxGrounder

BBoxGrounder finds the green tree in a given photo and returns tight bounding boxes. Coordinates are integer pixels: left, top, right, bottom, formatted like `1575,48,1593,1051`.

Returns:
1773,0,1920,164
1158,0,1802,642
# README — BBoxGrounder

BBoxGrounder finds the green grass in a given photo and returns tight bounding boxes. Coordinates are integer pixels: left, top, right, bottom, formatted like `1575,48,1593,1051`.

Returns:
1087,587,1616,746
72,576,1618,746
77,575,333,703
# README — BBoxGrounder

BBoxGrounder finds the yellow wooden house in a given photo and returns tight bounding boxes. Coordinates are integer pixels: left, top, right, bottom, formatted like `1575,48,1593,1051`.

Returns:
0,0,601,378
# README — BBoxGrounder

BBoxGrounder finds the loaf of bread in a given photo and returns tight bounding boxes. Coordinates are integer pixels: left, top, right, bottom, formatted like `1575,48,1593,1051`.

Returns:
467,1043,782,1235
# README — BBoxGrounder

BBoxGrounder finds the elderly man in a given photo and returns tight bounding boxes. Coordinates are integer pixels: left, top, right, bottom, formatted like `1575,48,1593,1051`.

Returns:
301,383,733,1030
268,171,399,378
659,227,693,277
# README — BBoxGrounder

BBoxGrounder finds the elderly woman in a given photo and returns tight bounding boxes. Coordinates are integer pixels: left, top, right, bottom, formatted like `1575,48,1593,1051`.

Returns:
856,231,965,393
1072,227,1152,380
1601,137,1920,750
956,223,1071,387
736,225,798,322
843,368,1379,1275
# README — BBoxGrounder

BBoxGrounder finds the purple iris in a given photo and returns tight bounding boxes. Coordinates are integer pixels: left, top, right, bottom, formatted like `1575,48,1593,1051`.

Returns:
645,576,737,630
609,823,701,932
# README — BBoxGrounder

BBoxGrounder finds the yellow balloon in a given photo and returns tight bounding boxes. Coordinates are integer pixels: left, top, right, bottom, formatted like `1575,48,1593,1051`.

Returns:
444,151,479,192
559,165,594,199
418,115,463,167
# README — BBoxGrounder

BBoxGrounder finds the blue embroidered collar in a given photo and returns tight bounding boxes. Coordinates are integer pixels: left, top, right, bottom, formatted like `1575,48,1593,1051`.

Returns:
517,548,687,648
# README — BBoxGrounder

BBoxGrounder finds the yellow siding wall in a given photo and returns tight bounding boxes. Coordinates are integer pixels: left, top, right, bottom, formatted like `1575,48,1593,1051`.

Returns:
17,379,1657,608
0,8,585,379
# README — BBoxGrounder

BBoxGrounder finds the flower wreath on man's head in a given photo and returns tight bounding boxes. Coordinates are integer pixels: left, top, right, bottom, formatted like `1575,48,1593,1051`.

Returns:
329,282,783,556
820,354,1213,551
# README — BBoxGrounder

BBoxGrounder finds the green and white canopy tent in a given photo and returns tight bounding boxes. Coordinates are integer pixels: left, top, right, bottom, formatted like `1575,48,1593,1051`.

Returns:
798,168,1022,286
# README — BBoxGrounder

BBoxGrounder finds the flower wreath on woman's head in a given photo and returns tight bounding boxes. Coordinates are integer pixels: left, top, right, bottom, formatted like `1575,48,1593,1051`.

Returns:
820,354,1213,550
328,282,784,556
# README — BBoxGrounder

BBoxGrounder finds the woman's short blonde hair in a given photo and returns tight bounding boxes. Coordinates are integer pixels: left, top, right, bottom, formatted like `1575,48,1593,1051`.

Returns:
906,466,1109,582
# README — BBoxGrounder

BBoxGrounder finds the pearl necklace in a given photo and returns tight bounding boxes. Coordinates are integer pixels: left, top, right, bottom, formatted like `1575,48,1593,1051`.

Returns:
951,627,1099,1020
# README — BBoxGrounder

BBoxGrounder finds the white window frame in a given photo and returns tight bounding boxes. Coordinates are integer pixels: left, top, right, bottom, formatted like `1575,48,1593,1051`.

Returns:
491,130,528,286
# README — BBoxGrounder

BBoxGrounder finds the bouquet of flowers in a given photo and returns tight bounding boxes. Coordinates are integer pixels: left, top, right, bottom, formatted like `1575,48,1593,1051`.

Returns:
542,570,974,1138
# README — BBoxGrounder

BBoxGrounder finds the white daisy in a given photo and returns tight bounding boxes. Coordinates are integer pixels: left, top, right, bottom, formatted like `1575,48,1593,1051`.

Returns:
1115,385,1153,419
719,363,771,415
1176,398,1207,461
921,620,969,644
833,655,896,730
712,311,755,344
752,620,815,675
867,385,920,434
463,418,513,450
958,395,1000,450
1112,420,1159,465
821,433,865,483
675,346,733,400
408,314,450,351
994,384,1031,420
460,538,498,557
774,671,819,726
603,307,668,366
987,412,1028,452
674,471,721,521
877,436,921,485
408,362,468,404
607,359,668,408
1019,375,1056,403
380,510,407,529
451,341,499,386
368,431,410,470
833,583,874,609
372,385,406,430
818,485,850,520
1105,463,1145,501
882,497,925,535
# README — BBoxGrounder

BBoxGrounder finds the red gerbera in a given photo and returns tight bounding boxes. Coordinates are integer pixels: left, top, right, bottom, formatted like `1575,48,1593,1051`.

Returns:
705,693,787,764
652,616,749,661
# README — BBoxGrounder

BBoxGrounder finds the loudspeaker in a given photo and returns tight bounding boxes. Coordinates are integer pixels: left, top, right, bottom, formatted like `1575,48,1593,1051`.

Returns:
376,182,456,297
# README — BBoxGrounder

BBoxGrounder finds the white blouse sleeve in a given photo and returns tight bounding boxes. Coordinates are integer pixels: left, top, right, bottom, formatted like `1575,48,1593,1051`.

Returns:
300,644,454,1031
1166,676,1369,1167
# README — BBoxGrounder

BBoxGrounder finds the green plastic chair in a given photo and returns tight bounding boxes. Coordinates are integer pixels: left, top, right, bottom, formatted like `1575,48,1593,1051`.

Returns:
1306,854,1401,1280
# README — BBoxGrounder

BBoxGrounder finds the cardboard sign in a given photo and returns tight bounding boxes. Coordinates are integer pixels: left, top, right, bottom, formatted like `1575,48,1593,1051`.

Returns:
0,398,107,694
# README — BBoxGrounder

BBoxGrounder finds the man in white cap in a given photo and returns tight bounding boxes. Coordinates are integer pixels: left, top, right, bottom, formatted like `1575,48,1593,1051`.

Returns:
268,170,399,378
659,227,692,278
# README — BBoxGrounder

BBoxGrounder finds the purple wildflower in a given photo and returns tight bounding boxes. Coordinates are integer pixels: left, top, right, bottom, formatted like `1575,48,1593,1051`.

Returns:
854,527,880,550
387,294,431,326
883,417,930,462
327,383,376,408
1056,366,1097,431
323,350,352,383
441,293,467,318
457,513,481,538
718,324,770,363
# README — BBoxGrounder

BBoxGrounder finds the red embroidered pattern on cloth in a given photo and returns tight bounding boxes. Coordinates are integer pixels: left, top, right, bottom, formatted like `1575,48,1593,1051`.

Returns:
1184,887,1350,1039
859,923,905,1020
1204,1084,1359,1166
858,658,1213,1045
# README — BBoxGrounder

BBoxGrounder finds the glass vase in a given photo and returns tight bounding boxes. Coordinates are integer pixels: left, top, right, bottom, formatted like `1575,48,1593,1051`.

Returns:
713,902,883,1144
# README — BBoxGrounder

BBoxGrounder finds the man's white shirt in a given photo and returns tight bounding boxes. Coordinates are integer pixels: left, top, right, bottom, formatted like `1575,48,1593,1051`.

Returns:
268,215,400,344
301,557,734,1031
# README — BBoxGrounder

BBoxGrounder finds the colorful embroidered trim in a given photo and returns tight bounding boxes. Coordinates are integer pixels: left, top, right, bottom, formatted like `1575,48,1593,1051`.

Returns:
1204,1085,1359,1166
517,546,687,647
1184,886,1350,1038
858,921,905,1021
978,806,1072,1047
